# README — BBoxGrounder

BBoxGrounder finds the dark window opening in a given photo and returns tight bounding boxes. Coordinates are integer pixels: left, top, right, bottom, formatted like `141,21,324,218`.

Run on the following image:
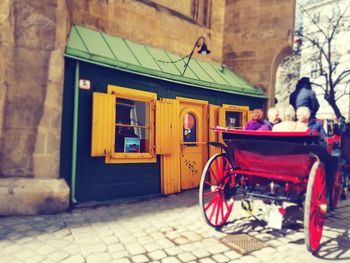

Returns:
192,0,211,27
115,98,149,153
226,111,242,128
183,112,197,146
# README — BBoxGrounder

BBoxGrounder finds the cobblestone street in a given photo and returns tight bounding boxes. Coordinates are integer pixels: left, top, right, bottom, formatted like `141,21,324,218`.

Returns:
1,189,350,263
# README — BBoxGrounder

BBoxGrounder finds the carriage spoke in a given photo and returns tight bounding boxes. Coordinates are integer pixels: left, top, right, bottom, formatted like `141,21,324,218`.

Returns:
204,194,217,211
204,189,217,197
214,160,220,180
220,200,224,221
220,157,224,178
225,161,230,171
209,167,218,184
204,180,213,187
224,199,229,211
215,200,221,225
209,198,218,222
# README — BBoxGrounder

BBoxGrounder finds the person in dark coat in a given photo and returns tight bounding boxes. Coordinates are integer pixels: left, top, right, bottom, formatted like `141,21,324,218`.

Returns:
290,77,320,119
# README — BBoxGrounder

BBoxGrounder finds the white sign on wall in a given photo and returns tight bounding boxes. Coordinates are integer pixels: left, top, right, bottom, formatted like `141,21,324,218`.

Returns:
79,79,91,90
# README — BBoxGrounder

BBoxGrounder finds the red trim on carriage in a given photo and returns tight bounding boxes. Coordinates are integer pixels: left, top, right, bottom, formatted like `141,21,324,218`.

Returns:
213,126,319,137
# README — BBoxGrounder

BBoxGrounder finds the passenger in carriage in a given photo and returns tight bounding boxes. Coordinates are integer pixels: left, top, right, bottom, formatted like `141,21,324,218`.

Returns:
244,109,267,130
272,105,302,131
296,106,327,138
267,107,282,128
296,106,337,202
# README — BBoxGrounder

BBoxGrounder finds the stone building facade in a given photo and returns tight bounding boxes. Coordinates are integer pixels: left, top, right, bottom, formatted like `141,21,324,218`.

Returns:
224,0,296,106
0,0,295,215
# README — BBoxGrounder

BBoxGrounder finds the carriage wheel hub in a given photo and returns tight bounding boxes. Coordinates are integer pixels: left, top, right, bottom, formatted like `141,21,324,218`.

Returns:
320,203,327,214
211,185,220,192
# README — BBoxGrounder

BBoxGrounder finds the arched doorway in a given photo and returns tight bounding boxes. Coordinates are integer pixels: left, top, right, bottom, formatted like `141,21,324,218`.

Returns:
270,45,294,107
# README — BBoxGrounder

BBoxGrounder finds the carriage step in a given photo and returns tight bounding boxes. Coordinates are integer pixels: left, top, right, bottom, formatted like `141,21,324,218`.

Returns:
220,234,267,255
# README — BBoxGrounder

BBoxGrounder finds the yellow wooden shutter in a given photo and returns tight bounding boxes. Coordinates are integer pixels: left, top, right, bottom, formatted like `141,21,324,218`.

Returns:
91,92,115,157
156,99,181,195
156,99,173,155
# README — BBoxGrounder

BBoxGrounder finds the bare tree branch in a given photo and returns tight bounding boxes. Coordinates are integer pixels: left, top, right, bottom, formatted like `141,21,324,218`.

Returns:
334,69,350,86
311,82,326,92
298,32,329,61
336,92,350,101
286,1,350,119
329,1,350,40
296,0,328,39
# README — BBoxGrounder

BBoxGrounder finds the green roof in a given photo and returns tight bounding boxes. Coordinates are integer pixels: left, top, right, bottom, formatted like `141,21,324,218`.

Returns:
65,25,266,98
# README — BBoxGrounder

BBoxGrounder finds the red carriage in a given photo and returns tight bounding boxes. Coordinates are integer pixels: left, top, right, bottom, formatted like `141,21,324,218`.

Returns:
199,127,345,253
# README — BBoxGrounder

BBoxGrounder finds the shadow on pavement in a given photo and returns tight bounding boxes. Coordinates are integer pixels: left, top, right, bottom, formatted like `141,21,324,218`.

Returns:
313,202,350,261
215,200,350,261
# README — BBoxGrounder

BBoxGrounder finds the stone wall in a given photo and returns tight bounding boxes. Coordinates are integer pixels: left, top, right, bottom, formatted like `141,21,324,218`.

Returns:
223,0,296,106
0,0,70,215
0,0,64,178
0,0,13,141
67,0,225,63
151,0,193,17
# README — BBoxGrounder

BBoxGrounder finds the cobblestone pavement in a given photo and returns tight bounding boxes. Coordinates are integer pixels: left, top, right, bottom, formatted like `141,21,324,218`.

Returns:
1,189,350,263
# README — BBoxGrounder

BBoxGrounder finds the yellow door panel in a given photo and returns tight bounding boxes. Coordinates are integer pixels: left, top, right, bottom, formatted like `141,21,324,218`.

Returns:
180,153,202,189
178,98,208,190
91,92,115,157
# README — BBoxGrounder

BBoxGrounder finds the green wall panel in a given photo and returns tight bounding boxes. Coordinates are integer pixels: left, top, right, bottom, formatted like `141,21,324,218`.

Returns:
61,59,265,203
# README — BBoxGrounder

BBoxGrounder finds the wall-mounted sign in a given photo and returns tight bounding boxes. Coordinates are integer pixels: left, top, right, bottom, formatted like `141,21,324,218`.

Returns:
79,79,91,90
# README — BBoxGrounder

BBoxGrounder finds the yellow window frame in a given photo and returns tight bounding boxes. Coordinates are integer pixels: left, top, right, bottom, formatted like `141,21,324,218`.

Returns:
220,104,249,129
106,85,157,164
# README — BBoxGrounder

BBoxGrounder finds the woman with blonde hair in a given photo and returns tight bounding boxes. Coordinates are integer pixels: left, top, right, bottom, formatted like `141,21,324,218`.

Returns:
267,107,281,127
272,105,305,132
244,109,266,130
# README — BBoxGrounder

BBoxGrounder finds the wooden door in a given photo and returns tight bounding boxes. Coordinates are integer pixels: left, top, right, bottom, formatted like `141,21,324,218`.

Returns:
178,98,208,190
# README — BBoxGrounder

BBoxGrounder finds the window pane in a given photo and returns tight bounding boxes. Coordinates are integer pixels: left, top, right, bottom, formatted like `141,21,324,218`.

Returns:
183,112,197,146
226,111,242,128
115,98,150,153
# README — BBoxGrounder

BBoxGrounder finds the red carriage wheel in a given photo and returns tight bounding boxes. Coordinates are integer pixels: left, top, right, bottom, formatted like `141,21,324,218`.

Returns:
304,161,327,253
330,167,342,210
199,153,234,227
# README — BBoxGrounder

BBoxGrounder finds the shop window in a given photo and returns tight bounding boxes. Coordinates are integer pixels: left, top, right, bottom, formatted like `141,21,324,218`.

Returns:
91,85,156,163
115,98,150,153
183,112,197,146
220,104,249,129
